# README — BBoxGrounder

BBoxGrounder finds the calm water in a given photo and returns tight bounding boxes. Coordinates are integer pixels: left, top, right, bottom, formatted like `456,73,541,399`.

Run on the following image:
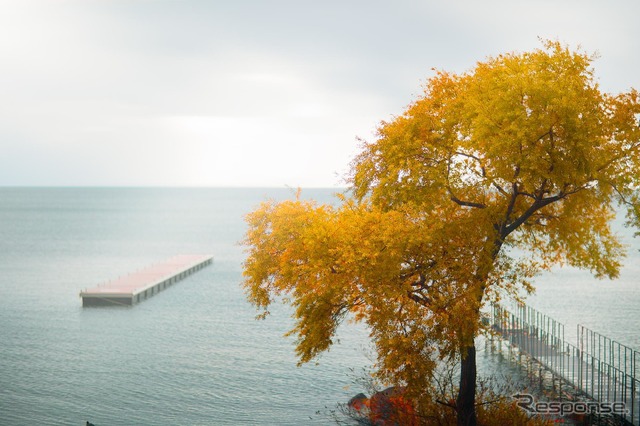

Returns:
0,188,638,425
526,216,640,350
0,188,374,425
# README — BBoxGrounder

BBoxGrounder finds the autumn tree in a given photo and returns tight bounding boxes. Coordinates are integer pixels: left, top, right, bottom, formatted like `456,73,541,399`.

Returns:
242,41,640,425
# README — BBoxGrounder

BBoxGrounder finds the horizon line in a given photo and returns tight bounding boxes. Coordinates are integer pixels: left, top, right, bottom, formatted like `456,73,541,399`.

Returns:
0,184,350,189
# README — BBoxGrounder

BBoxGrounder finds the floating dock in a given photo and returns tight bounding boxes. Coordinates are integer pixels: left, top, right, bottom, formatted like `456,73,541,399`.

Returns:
80,254,214,307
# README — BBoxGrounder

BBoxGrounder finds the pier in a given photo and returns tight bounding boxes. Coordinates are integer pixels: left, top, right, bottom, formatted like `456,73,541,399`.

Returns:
489,301,639,425
80,254,214,307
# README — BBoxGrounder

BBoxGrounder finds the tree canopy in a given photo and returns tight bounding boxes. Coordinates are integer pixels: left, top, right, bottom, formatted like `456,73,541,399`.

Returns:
242,41,640,425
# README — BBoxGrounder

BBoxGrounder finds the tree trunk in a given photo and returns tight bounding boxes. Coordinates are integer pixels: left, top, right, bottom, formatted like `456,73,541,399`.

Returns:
456,342,477,426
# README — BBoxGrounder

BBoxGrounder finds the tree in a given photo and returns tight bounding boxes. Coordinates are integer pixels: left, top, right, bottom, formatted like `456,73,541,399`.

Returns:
242,41,640,425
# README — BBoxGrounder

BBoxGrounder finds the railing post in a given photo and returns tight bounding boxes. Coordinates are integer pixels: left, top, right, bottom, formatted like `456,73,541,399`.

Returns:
632,377,637,426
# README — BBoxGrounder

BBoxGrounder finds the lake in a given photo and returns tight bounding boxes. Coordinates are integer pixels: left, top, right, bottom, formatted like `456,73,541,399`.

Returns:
0,187,637,425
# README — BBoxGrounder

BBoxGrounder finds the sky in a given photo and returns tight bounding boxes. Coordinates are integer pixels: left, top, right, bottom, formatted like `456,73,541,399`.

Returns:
1,0,639,188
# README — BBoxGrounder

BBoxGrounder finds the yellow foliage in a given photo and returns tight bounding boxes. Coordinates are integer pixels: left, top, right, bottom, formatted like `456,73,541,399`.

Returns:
242,40,640,423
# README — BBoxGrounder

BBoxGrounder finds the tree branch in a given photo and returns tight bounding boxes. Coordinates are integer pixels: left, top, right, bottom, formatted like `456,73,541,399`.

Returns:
492,181,509,197
446,151,487,209
407,290,431,306
596,140,640,174
436,399,457,410
601,179,637,207
453,150,486,178
504,182,519,225
449,191,487,209
503,193,564,236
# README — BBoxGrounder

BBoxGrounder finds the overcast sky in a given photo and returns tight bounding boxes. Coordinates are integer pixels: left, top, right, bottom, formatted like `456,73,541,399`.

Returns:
1,1,639,187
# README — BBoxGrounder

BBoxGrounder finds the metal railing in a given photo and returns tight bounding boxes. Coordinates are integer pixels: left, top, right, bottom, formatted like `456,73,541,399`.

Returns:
490,301,640,425
578,325,638,381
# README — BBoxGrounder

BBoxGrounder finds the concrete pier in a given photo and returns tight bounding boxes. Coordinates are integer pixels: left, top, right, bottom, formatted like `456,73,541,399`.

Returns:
80,254,213,307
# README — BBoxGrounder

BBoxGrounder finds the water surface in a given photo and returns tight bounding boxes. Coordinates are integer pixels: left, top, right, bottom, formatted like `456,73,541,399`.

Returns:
0,187,637,425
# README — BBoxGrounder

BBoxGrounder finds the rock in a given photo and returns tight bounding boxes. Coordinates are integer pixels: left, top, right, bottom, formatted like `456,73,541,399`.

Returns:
348,392,369,412
369,386,416,426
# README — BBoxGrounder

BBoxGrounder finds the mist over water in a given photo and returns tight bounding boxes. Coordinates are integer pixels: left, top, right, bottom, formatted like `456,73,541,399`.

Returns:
0,188,638,425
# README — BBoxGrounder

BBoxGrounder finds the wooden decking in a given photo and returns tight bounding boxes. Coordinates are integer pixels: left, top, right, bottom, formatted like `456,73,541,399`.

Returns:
79,254,213,307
